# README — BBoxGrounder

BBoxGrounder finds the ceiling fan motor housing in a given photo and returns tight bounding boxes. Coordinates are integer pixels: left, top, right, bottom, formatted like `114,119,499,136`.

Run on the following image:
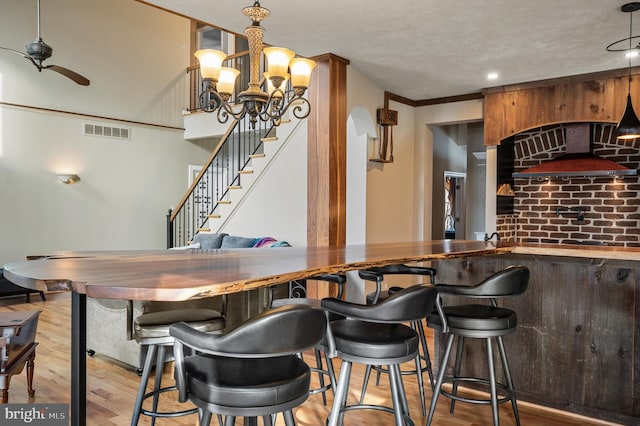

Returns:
25,38,53,63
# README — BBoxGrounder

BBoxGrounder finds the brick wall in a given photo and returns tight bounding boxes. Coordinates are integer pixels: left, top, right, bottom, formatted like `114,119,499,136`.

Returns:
497,123,640,246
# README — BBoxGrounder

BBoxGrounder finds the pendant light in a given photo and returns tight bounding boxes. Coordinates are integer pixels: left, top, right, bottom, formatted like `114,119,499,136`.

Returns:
609,3,640,139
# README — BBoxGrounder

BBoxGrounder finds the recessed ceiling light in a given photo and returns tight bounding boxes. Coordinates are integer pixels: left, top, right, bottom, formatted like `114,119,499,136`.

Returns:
626,50,639,58
487,72,498,80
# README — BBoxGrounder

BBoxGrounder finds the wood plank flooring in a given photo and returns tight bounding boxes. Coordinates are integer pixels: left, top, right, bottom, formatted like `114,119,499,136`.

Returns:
0,292,623,425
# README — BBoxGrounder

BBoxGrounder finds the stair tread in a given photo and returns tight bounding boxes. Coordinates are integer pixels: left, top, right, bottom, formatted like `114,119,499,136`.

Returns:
261,136,278,142
228,185,242,189
239,169,254,174
207,214,221,219
249,153,266,158
216,200,232,205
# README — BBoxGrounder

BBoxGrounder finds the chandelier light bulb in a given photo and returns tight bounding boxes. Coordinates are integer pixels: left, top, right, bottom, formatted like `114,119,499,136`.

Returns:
217,67,240,96
194,49,227,81
263,47,295,79
290,57,317,89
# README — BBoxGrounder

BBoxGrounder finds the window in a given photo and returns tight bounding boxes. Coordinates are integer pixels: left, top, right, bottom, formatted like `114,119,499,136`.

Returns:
197,26,232,54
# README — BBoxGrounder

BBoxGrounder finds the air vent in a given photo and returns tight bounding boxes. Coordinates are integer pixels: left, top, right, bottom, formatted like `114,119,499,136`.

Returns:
84,123,130,140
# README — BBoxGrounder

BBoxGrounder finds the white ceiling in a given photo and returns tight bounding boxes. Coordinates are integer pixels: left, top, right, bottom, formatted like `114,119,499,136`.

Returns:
144,0,638,101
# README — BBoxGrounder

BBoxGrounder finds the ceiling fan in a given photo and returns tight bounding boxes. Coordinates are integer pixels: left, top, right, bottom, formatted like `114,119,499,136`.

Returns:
0,0,90,86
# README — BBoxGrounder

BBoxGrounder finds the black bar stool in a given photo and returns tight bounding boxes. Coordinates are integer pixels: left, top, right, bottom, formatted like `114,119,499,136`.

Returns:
321,283,438,426
359,264,436,416
131,307,225,426
426,265,530,426
269,273,346,405
169,304,328,426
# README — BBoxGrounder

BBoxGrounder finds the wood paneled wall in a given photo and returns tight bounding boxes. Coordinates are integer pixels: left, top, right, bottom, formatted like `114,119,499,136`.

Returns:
484,67,640,145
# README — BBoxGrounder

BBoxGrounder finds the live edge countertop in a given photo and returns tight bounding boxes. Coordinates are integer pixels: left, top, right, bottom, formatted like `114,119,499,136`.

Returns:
2,240,506,302
5,240,640,302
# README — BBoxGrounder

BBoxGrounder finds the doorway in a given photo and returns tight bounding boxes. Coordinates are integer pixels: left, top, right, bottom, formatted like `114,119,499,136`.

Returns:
444,172,466,239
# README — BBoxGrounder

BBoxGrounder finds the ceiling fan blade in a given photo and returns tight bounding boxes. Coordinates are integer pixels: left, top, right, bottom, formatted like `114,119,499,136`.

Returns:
0,46,40,68
44,65,90,86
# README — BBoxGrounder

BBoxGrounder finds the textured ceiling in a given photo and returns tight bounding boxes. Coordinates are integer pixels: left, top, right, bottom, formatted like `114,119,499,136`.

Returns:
144,0,637,101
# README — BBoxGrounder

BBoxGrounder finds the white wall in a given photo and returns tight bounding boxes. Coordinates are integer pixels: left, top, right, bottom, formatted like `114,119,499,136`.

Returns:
346,66,421,244
0,0,209,264
345,66,487,245
346,106,374,246
216,120,309,247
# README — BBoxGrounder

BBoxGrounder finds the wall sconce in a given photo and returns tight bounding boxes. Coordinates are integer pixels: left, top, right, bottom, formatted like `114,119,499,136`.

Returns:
370,108,397,163
57,174,80,184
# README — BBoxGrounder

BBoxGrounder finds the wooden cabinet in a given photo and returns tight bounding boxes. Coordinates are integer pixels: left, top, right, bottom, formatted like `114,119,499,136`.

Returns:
432,254,638,424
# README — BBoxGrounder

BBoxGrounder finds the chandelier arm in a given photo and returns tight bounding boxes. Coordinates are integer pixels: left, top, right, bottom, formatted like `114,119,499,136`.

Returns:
216,106,233,124
257,88,286,121
218,99,246,122
289,96,312,120
199,90,222,113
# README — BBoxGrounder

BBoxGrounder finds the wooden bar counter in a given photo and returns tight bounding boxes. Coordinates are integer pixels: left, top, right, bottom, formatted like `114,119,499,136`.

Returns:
6,240,639,425
432,244,640,425
1,240,503,426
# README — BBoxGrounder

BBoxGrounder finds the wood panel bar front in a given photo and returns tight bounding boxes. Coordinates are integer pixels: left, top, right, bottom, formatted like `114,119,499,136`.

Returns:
432,252,640,425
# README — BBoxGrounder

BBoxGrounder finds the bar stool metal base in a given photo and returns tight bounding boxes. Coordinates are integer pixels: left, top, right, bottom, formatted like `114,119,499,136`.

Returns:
329,359,415,426
426,333,521,426
131,343,197,426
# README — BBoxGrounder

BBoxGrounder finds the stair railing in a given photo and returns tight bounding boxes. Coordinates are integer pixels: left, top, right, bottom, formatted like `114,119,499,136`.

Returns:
168,115,274,248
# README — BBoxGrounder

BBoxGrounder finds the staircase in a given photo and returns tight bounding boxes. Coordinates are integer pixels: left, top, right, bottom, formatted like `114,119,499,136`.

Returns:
168,52,305,248
167,109,301,248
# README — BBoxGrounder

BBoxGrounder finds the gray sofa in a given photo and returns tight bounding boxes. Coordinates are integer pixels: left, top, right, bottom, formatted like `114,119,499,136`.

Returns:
86,233,290,370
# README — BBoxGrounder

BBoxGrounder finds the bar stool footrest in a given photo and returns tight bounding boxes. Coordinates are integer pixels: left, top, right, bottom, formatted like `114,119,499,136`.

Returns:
371,354,431,377
340,404,415,426
441,376,514,406
308,366,332,395
140,385,198,419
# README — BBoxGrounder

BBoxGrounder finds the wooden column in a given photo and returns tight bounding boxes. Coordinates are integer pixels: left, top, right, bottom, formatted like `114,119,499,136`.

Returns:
306,53,349,299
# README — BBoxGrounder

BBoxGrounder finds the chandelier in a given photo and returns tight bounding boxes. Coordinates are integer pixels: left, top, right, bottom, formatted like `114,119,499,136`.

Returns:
194,1,316,128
